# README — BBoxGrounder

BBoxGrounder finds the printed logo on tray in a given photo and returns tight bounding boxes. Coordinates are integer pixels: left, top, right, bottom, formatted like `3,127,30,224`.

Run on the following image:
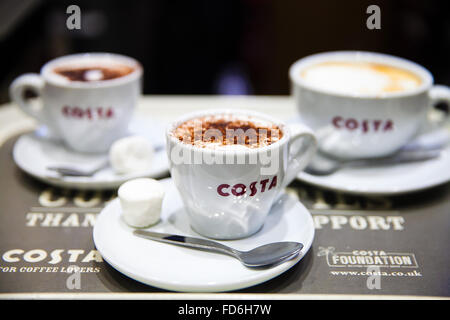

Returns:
317,246,423,290
317,247,418,268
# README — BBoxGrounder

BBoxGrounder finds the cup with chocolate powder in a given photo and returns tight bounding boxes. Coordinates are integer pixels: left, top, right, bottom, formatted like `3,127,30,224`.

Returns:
166,109,317,239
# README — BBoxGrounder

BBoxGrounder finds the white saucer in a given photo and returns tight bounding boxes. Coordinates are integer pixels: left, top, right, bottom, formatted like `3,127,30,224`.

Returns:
297,143,450,196
93,178,314,292
12,118,169,190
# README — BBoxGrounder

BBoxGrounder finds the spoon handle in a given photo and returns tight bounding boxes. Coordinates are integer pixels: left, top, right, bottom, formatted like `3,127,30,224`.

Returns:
47,159,109,176
133,230,239,257
345,149,441,168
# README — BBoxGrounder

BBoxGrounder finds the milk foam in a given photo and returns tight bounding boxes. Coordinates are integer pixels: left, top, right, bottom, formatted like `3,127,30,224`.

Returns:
84,69,104,81
301,62,421,95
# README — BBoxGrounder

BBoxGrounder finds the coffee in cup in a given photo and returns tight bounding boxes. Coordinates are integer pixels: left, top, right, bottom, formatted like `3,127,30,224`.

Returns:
10,53,143,153
52,64,135,82
289,51,450,159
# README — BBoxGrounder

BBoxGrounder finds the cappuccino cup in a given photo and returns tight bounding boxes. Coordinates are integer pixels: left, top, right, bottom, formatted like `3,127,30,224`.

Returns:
10,53,143,153
289,51,450,159
166,109,317,239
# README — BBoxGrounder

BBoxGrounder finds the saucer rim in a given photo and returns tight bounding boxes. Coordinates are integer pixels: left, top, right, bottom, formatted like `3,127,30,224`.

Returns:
93,178,315,292
297,146,450,195
12,131,169,190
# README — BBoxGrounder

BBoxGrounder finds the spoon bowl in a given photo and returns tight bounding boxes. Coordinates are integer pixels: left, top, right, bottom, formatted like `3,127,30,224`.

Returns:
238,241,303,267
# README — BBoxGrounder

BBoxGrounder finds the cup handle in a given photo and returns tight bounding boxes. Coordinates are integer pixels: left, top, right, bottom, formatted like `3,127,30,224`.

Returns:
282,123,317,188
9,73,47,124
428,84,450,127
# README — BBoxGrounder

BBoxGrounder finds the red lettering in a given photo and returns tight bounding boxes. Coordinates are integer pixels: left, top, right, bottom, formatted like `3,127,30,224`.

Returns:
232,184,246,196
260,179,269,193
384,120,393,131
106,108,114,119
268,176,277,190
345,118,358,130
73,107,83,118
249,181,257,196
331,117,395,133
217,184,230,197
373,120,382,131
62,105,70,116
59,106,115,120
362,120,369,133
332,116,343,128
217,176,278,197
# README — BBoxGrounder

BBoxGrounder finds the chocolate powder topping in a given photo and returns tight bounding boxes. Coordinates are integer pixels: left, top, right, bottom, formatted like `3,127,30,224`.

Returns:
173,115,283,148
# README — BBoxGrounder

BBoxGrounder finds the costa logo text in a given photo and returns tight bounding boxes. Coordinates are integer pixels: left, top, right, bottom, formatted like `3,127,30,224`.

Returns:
332,116,394,133
62,106,114,119
217,176,277,197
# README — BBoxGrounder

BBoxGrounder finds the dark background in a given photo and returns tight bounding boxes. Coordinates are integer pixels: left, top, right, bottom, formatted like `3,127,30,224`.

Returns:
0,0,449,104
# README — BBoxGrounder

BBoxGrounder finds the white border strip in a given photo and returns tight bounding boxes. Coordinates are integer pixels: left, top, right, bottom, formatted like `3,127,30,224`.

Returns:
0,293,447,300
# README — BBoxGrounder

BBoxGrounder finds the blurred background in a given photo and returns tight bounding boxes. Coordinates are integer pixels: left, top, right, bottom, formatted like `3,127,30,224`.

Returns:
0,0,449,104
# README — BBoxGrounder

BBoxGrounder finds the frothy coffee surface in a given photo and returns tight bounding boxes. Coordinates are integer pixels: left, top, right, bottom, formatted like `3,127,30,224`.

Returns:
301,61,422,95
172,115,283,149
53,64,134,82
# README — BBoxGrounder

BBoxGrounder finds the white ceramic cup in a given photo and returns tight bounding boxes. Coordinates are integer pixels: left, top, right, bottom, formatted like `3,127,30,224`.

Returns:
10,53,143,153
289,51,450,159
166,109,317,239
